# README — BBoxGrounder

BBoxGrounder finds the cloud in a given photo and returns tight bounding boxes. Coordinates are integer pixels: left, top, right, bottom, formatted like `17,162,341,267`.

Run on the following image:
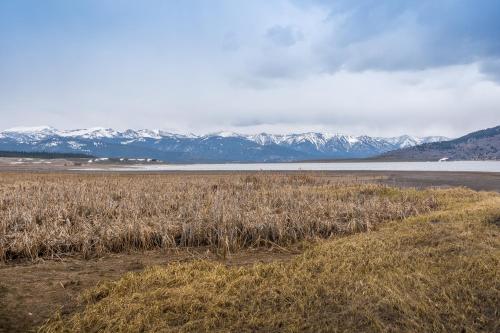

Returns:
0,0,499,137
153,63,500,137
229,1,500,85
289,0,500,77
265,25,303,47
480,59,500,82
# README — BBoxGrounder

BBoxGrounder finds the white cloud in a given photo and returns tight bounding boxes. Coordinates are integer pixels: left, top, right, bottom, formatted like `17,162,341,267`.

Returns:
1,0,499,137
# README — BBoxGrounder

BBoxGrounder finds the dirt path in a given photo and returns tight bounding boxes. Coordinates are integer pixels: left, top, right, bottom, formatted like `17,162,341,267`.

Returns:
0,249,295,332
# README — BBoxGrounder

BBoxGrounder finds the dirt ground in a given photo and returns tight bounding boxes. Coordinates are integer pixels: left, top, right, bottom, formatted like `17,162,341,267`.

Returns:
131,170,500,192
0,248,296,332
352,170,500,192
0,158,498,192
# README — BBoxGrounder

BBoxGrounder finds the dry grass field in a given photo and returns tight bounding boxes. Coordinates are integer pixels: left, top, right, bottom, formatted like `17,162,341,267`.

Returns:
41,187,500,333
0,172,454,262
0,172,498,332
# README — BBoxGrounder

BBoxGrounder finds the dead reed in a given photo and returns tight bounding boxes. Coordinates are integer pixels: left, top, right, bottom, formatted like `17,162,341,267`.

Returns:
40,191,500,333
0,172,479,261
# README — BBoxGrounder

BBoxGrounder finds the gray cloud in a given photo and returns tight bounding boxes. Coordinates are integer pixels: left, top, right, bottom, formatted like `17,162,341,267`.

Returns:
480,59,500,82
302,0,500,77
266,25,303,47
236,1,500,84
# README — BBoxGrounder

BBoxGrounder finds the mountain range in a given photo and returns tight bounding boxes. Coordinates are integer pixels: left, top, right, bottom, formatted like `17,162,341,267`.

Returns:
0,126,447,162
379,125,500,161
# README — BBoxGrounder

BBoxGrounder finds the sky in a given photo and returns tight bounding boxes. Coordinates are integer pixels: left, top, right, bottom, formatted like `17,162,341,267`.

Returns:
1,0,499,137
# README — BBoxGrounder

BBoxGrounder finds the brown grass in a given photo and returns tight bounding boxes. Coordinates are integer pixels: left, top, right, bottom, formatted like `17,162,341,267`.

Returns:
0,172,469,262
40,191,500,332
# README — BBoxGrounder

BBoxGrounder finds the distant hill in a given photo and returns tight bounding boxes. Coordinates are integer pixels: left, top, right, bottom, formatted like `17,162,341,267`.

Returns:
0,151,93,159
379,125,500,161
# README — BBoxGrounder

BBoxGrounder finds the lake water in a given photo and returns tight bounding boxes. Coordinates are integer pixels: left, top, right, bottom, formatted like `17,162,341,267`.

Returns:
82,161,500,172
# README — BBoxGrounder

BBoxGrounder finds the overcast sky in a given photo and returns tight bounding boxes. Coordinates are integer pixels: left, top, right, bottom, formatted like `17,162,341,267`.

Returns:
1,0,499,137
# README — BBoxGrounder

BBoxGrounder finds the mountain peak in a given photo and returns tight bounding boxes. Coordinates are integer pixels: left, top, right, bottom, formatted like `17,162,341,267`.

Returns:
206,131,242,138
61,127,118,138
4,125,55,133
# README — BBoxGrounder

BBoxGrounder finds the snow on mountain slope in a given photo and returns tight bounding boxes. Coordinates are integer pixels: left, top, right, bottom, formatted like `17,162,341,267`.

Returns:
247,132,361,149
3,125,56,133
58,128,120,139
0,127,450,162
206,131,242,138
246,132,443,152
383,135,448,148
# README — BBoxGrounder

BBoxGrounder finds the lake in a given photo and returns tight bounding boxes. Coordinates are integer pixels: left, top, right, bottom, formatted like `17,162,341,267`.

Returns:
82,161,500,172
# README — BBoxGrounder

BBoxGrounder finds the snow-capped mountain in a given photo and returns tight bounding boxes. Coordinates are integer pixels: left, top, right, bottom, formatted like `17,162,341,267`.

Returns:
0,126,449,162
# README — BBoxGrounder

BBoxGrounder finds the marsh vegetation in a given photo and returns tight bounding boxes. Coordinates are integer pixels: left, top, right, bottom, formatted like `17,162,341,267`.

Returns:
41,186,500,333
0,172,498,332
1,173,451,262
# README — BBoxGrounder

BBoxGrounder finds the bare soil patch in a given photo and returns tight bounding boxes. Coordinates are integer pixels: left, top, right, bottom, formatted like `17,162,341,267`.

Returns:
0,248,296,332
